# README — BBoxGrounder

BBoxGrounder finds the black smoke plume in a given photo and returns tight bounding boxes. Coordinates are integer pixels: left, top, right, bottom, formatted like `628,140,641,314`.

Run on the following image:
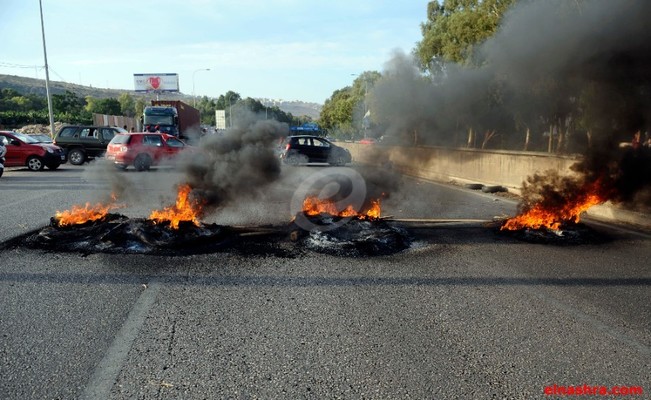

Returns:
180,113,287,216
371,0,651,211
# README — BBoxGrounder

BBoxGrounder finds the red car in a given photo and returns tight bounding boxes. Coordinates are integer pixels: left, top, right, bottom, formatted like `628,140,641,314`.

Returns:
0,131,66,171
106,132,191,171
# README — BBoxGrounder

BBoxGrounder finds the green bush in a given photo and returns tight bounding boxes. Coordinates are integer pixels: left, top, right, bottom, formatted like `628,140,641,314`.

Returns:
0,110,92,128
0,110,49,127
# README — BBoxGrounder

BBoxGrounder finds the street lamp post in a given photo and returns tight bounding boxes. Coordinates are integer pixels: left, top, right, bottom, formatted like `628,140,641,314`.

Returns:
192,68,210,107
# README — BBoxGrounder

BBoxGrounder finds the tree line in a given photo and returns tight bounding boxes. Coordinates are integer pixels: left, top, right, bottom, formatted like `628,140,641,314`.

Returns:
320,0,516,142
0,88,307,130
321,0,651,154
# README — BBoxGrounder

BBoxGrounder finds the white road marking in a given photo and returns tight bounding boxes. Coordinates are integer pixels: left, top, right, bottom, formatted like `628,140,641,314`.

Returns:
80,281,161,400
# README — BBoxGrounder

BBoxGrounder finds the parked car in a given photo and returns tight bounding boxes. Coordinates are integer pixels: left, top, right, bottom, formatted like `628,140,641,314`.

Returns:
106,132,191,171
0,131,66,171
53,125,127,165
280,135,352,166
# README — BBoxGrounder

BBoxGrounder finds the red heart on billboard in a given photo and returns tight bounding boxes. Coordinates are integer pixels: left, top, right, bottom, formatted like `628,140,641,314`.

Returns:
148,76,161,90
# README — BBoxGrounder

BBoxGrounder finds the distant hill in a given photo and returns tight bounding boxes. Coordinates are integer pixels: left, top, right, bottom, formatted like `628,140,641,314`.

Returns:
0,74,322,120
0,73,130,99
257,98,322,120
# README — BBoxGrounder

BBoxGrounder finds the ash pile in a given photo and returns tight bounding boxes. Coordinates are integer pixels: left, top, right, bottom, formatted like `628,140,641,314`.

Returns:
291,213,410,257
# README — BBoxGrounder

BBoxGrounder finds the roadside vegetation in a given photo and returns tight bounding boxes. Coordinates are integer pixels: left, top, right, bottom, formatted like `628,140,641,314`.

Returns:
324,0,649,155
321,0,516,142
0,88,308,132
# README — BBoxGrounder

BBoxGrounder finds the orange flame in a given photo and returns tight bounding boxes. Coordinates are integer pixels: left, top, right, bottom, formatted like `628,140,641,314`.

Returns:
149,184,202,229
55,201,116,227
501,180,608,231
302,196,381,220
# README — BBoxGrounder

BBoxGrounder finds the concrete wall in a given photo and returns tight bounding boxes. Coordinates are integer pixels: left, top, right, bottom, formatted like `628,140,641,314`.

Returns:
341,143,651,229
344,143,580,193
92,114,138,132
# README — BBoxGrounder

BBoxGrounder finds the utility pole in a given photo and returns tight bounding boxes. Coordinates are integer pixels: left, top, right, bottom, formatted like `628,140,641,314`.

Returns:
39,0,55,138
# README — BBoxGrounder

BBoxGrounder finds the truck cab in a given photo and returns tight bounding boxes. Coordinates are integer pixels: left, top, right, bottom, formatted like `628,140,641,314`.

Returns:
143,106,179,137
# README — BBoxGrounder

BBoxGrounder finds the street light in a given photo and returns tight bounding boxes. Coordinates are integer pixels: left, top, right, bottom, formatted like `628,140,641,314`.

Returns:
192,68,210,107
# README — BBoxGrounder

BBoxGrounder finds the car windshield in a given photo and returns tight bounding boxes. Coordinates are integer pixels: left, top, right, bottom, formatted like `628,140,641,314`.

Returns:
144,115,174,125
29,134,52,143
11,132,40,144
166,137,185,147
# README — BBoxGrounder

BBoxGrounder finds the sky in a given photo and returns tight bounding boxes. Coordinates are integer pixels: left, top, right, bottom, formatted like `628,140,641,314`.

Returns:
0,0,429,104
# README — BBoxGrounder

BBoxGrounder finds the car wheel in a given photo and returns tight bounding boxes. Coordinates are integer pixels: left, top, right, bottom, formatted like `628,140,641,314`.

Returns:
330,155,347,166
134,154,152,171
68,148,86,165
328,152,347,166
0,168,3,178
285,154,301,166
27,156,45,171
46,163,61,170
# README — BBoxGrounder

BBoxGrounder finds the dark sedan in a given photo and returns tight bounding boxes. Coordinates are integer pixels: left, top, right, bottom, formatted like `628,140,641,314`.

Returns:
280,135,352,166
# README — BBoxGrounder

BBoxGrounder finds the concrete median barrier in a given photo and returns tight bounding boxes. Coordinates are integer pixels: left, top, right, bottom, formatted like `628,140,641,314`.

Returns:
342,143,651,230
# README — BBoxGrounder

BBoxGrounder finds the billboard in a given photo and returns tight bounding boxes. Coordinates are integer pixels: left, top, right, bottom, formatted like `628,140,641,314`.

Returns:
215,110,226,129
134,73,179,92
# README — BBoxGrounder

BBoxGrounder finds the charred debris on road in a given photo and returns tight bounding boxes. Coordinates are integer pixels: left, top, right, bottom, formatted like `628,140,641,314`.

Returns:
2,210,615,259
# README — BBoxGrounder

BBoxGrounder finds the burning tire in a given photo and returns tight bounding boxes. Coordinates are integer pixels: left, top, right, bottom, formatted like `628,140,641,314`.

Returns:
498,221,610,245
24,214,234,255
134,154,152,171
293,216,410,257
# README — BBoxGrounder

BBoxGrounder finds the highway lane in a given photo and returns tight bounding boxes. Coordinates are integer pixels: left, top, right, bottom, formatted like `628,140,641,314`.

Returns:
0,163,649,399
0,163,188,242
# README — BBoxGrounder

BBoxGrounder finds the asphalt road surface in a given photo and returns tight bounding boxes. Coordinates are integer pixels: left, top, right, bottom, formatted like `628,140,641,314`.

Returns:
0,163,649,399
